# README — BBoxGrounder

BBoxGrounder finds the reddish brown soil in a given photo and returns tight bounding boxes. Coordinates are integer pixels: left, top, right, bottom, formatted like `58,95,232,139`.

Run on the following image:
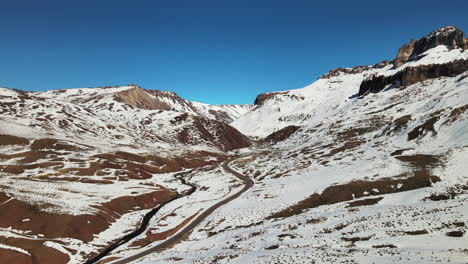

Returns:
0,134,29,146
0,188,176,264
0,248,33,264
0,237,69,264
30,138,88,152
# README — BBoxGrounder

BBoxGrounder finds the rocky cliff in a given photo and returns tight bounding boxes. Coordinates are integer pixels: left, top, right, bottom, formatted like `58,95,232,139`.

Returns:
359,59,468,96
394,26,467,68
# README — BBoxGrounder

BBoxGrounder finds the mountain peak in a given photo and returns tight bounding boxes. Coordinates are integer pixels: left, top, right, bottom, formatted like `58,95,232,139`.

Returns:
426,26,459,38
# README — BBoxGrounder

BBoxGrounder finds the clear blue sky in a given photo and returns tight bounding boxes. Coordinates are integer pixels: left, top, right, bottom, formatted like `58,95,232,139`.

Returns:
1,0,467,104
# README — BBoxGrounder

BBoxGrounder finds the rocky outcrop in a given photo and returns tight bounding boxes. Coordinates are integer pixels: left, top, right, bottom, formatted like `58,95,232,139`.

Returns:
394,26,467,68
319,61,391,79
254,91,288,105
394,39,417,68
359,59,468,96
253,91,305,106
413,26,466,55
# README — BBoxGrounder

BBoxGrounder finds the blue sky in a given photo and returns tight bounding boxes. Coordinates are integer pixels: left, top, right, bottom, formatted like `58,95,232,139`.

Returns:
1,0,467,104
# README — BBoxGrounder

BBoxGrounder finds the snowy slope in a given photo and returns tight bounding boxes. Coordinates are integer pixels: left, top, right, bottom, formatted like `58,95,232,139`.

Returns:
0,26,467,264
103,26,468,264
232,43,468,138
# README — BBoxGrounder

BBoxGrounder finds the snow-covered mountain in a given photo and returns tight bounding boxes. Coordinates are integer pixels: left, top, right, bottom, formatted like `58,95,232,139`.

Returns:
0,85,252,152
232,26,468,138
0,26,467,264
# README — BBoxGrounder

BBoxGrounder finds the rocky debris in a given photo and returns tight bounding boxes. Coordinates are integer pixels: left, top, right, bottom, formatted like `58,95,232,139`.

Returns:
319,61,391,79
359,59,468,96
394,26,467,68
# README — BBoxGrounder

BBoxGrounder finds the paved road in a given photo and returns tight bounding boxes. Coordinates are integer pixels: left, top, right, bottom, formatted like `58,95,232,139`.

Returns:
108,160,253,264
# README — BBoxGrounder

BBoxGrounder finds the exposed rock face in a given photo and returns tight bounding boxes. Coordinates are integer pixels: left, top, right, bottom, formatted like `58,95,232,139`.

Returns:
394,39,417,68
413,26,466,55
359,59,468,95
253,91,305,106
394,26,467,68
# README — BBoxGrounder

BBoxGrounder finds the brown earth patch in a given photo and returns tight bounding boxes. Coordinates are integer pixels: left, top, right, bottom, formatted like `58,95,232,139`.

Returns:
267,172,440,219
1,162,65,175
30,138,88,152
372,244,397,248
404,230,428,235
0,189,176,243
322,140,365,158
379,115,412,137
77,151,227,180
0,248,33,264
0,237,70,264
407,115,440,141
0,134,29,146
0,150,60,164
262,125,301,144
446,230,464,237
442,104,468,126
394,154,441,168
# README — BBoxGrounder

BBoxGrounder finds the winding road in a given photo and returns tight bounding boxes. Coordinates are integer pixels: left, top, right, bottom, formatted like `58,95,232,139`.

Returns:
87,159,253,264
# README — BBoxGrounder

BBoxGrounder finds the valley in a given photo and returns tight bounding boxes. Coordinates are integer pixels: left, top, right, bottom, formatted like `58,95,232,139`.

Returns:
0,26,467,264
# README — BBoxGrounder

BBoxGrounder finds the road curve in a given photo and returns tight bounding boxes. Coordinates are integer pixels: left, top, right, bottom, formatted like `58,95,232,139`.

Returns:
108,160,253,264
